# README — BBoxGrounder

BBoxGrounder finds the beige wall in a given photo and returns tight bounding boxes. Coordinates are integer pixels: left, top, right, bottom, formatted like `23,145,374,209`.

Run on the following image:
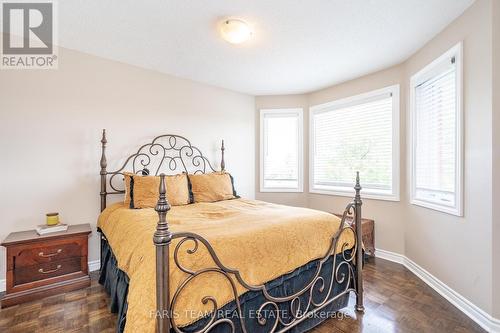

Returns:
256,0,494,317
0,45,255,282
492,0,500,319
403,0,493,314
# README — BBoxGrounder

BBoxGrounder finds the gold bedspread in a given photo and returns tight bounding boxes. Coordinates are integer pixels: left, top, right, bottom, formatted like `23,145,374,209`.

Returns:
97,198,354,333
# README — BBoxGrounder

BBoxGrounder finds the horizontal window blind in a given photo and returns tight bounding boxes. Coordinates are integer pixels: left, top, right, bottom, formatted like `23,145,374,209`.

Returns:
312,92,395,196
414,60,457,207
261,111,301,190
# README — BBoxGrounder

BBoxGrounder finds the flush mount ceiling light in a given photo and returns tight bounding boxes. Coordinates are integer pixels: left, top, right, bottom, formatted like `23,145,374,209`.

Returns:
219,19,252,44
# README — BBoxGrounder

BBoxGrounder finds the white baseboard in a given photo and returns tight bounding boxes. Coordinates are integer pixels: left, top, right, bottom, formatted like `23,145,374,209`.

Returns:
374,248,405,264
491,318,500,333
375,248,499,333
0,260,101,293
88,259,101,272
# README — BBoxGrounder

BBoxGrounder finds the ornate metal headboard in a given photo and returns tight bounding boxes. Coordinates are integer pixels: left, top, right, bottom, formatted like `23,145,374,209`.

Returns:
99,129,225,211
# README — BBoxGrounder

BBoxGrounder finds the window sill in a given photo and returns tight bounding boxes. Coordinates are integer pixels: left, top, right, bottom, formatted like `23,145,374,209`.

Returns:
260,188,304,193
309,188,400,202
410,198,462,216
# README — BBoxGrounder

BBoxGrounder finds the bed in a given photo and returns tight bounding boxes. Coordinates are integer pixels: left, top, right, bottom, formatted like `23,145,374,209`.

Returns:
97,130,365,333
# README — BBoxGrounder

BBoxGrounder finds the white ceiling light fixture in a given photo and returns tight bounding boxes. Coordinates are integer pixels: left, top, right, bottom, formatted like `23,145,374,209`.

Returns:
219,19,252,44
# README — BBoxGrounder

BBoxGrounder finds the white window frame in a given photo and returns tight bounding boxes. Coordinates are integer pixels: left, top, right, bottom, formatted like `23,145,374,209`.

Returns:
259,108,304,193
409,42,463,216
309,85,400,201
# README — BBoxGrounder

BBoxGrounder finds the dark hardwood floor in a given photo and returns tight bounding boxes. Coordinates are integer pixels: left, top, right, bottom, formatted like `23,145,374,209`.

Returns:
311,258,485,333
0,258,485,333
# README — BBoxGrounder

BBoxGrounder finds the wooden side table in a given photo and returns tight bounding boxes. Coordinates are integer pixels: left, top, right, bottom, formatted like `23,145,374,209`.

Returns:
1,223,92,308
333,213,375,256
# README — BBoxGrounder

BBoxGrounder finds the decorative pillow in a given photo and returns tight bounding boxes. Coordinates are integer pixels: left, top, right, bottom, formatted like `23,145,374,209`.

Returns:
188,172,238,203
124,173,191,208
124,173,133,207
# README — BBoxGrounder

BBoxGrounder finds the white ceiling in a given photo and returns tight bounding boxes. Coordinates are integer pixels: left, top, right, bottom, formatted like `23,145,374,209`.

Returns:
55,0,474,95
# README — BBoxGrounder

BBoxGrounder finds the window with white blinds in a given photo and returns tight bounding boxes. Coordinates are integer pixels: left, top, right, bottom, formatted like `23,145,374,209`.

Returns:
410,43,463,216
260,109,303,192
310,85,400,200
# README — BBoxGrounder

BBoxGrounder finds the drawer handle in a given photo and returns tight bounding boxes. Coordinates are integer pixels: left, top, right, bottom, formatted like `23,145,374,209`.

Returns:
38,249,62,257
38,265,62,274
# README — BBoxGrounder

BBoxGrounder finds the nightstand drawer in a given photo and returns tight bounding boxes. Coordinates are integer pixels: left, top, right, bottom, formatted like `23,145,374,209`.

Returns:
14,241,82,267
14,257,83,285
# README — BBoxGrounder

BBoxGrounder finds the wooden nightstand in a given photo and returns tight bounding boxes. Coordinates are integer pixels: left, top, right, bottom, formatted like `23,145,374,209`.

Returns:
333,213,375,256
1,223,92,308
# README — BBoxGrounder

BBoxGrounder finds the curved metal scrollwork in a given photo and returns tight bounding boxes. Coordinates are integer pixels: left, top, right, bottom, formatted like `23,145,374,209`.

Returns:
169,208,359,333
106,134,217,193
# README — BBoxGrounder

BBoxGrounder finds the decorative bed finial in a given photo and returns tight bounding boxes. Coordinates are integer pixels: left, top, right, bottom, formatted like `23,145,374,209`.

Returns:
354,171,362,202
221,139,225,172
100,129,107,170
101,129,107,142
154,174,171,222
100,129,108,212
153,174,172,332
153,174,172,246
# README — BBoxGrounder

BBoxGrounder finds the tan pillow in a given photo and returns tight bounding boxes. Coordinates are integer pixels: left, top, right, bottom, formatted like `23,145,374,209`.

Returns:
189,172,237,203
124,173,191,208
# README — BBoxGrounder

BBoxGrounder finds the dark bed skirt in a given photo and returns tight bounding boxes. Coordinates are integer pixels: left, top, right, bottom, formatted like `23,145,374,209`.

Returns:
98,231,351,333
98,233,129,332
